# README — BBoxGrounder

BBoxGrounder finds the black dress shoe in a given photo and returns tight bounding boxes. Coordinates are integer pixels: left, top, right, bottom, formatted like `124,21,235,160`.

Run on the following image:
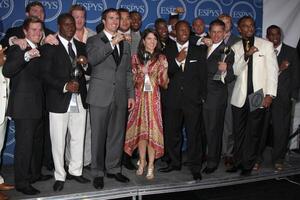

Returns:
93,177,104,189
158,165,181,173
192,172,202,181
16,185,40,195
202,167,217,174
66,174,90,183
53,181,64,191
226,165,240,173
240,169,252,176
30,174,53,183
106,173,130,183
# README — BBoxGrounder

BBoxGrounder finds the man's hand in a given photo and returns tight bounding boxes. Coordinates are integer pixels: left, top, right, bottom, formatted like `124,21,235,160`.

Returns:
262,95,273,108
218,61,227,72
123,34,132,43
66,81,79,93
111,33,126,46
0,46,7,65
128,98,135,112
12,38,28,50
245,46,259,57
26,48,41,60
44,34,59,45
203,38,212,47
279,60,289,71
176,47,187,63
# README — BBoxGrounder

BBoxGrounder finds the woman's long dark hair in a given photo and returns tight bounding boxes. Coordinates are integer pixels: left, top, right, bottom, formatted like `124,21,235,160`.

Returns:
137,28,162,65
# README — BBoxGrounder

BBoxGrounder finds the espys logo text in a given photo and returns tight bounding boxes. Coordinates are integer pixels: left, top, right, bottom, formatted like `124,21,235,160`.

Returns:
116,0,148,21
157,0,186,19
230,2,256,27
25,0,62,22
73,0,107,23
0,0,13,21
194,0,222,27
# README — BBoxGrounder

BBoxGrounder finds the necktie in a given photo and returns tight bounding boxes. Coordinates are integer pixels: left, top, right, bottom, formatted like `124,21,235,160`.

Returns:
68,42,76,61
274,49,278,56
113,45,120,65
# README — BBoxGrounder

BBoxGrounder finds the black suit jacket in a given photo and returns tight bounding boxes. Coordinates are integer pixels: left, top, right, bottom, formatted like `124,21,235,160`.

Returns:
273,43,300,108
204,42,235,109
40,37,88,113
165,40,207,109
2,45,43,119
0,25,54,49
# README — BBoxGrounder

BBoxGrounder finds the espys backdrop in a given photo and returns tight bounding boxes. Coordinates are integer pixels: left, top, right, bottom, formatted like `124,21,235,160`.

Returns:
3,0,295,165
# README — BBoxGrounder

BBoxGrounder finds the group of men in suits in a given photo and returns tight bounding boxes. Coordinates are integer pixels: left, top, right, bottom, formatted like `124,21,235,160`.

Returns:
0,2,299,197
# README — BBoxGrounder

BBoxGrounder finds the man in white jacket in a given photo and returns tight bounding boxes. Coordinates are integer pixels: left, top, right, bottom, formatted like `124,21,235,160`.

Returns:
227,16,278,176
0,45,14,199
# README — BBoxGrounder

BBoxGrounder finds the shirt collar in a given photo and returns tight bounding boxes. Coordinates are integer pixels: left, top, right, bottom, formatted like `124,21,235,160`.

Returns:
25,38,37,48
176,40,189,50
58,34,74,46
103,30,114,41
276,42,283,55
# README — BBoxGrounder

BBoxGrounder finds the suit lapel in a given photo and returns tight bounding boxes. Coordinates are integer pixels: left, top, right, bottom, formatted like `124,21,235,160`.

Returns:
57,37,73,70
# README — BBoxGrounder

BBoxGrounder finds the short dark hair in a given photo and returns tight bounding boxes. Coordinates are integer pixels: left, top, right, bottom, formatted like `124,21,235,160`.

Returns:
118,8,130,14
25,1,44,13
137,28,161,64
209,19,225,31
57,13,75,26
237,16,254,27
267,25,281,35
102,8,119,21
69,4,86,17
130,11,142,18
154,18,167,29
175,20,190,31
23,16,43,31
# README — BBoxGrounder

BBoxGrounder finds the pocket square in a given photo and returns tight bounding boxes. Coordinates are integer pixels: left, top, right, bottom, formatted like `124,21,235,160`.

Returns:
189,60,197,63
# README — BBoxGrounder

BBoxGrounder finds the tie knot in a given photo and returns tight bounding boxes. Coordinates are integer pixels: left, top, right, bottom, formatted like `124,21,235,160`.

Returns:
274,49,278,55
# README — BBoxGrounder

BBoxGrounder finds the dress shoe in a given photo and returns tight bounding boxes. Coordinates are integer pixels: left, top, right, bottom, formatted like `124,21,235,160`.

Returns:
192,172,202,181
93,177,104,189
274,163,284,172
84,164,91,170
158,165,181,173
240,169,252,176
226,165,242,173
224,156,234,167
16,185,40,195
252,163,261,171
202,167,217,174
30,174,53,184
0,191,8,200
66,174,90,183
0,183,14,191
53,181,64,191
106,173,130,183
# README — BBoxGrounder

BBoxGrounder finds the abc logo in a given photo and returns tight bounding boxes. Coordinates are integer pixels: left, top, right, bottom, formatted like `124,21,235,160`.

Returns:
157,0,186,20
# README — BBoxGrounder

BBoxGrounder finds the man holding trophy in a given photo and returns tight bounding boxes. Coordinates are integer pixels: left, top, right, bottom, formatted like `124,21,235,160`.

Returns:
202,19,235,174
40,13,90,192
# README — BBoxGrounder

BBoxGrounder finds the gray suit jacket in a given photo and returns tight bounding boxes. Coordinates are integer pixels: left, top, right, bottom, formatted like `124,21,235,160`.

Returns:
86,31,134,108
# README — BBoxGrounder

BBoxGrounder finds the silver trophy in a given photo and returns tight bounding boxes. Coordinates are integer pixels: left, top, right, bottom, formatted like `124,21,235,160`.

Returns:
69,57,83,113
70,57,83,82
213,46,231,81
142,51,152,92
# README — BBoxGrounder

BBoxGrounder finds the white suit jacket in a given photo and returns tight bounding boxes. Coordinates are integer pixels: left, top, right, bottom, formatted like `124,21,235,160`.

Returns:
231,37,278,108
0,67,9,124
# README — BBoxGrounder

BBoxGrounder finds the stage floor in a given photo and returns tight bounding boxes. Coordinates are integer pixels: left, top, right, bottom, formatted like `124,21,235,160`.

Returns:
3,149,300,200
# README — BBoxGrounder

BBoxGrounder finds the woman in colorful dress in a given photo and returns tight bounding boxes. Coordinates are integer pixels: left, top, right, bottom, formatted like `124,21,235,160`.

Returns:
124,28,169,179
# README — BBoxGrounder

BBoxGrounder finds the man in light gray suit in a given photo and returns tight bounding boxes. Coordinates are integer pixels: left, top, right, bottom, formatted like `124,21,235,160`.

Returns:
86,8,135,190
